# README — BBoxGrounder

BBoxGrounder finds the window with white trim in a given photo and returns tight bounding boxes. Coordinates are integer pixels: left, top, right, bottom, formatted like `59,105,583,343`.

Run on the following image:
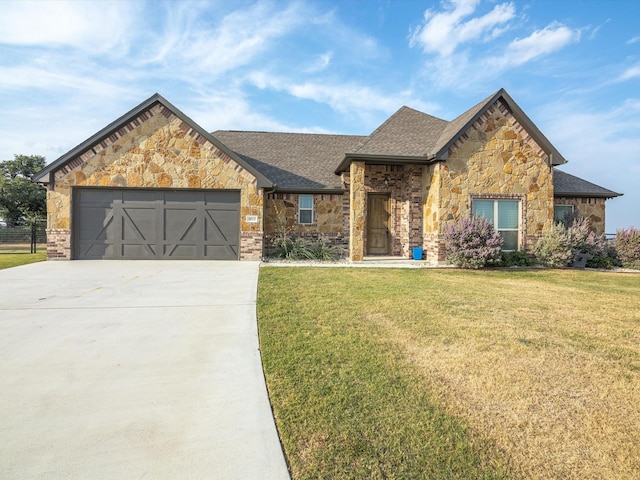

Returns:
299,194,313,224
472,199,520,251
554,205,575,225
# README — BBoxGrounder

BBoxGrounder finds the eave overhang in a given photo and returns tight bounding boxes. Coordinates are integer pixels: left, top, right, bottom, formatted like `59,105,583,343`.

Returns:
554,191,623,199
334,153,435,174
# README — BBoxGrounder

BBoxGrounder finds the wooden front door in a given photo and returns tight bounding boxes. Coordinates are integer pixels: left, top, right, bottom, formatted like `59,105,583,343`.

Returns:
366,194,390,255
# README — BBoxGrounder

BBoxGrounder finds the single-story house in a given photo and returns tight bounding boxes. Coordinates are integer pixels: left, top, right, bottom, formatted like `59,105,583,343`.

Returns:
33,88,621,263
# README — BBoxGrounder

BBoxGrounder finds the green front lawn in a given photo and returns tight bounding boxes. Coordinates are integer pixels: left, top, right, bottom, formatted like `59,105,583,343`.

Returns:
0,251,46,270
258,268,640,480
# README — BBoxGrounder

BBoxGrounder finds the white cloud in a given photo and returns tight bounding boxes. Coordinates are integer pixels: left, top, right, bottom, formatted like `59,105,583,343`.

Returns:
0,65,136,99
617,64,640,82
305,52,333,73
410,1,581,89
0,0,137,54
488,23,580,69
626,35,640,44
410,0,515,57
141,1,311,80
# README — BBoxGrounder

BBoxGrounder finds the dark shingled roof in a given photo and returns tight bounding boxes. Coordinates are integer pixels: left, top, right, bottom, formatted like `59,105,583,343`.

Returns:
211,131,364,191
554,169,622,198
351,106,448,157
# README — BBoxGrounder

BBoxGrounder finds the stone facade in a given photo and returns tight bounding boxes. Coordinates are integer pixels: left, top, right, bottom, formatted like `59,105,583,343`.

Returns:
46,104,263,260
422,100,554,263
263,192,348,254
349,162,366,261
555,196,607,234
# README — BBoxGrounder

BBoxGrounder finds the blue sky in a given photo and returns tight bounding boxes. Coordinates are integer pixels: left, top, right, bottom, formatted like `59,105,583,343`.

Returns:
1,0,638,232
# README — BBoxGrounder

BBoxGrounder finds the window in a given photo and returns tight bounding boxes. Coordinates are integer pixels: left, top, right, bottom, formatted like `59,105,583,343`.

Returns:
472,199,520,251
554,205,574,225
299,194,313,224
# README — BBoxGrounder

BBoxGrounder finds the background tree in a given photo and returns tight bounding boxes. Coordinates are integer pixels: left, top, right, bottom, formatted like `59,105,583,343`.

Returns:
0,154,46,227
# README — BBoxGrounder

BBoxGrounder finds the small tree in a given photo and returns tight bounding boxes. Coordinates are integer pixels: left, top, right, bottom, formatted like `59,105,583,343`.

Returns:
616,227,640,270
0,154,46,226
445,215,503,269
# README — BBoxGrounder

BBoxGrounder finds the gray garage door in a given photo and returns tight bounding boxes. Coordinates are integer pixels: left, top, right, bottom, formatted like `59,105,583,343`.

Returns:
73,188,240,260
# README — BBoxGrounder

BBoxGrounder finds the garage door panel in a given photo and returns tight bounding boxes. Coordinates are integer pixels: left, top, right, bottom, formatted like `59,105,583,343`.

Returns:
74,188,240,260
77,208,113,241
121,243,156,259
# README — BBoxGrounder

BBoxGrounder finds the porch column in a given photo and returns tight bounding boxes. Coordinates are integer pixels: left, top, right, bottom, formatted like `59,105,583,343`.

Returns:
349,161,365,261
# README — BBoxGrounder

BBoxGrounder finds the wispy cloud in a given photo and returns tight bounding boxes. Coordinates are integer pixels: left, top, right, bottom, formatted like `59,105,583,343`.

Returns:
409,0,515,56
0,0,138,54
488,23,580,69
617,64,640,82
626,35,640,44
305,52,333,73
410,1,581,89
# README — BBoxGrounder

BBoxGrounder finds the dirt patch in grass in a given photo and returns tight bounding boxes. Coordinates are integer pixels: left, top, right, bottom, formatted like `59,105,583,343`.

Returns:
259,268,640,480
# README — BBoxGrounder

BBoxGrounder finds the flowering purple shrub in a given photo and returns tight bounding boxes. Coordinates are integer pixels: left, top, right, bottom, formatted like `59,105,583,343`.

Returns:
445,215,503,269
616,227,640,269
535,217,618,268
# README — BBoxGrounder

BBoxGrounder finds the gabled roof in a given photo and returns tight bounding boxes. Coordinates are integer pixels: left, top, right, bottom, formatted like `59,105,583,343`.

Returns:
430,88,567,165
335,88,567,173
212,131,363,191
351,106,448,157
554,169,622,198
32,93,273,188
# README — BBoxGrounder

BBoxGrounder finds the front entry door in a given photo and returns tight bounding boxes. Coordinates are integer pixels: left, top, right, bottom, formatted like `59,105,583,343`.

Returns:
367,194,390,255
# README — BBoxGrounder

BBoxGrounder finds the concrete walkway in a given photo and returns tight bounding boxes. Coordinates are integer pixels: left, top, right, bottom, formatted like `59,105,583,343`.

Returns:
0,261,289,479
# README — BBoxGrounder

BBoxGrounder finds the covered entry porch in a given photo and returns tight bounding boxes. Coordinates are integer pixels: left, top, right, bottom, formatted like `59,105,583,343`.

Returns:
347,161,425,261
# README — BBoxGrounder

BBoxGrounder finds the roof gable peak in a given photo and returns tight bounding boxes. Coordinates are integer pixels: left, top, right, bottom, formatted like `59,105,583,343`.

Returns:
33,94,273,187
431,88,567,166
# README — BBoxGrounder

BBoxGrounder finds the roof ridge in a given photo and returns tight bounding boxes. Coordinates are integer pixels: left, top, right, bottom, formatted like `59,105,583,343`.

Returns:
212,129,366,138
352,105,448,155
351,106,409,154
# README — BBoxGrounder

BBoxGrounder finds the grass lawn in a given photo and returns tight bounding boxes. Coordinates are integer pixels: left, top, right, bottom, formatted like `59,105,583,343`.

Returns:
0,251,46,270
258,268,640,480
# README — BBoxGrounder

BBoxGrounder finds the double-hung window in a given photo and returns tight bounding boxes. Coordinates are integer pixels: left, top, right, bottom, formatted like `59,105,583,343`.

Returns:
472,199,520,251
299,194,314,224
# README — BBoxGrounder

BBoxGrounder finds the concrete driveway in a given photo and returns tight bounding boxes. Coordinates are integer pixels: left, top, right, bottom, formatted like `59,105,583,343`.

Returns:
0,261,289,479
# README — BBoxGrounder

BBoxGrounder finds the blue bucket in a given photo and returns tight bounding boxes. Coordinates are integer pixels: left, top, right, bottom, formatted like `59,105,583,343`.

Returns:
412,247,423,260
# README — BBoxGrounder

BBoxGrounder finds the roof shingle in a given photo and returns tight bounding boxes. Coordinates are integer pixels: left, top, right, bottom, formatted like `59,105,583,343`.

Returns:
554,169,621,198
351,106,448,157
212,131,364,190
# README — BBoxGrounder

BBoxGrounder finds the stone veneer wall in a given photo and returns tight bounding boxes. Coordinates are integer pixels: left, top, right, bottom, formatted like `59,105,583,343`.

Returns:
423,99,555,264
555,197,606,234
349,162,366,261
46,104,263,260
263,193,348,255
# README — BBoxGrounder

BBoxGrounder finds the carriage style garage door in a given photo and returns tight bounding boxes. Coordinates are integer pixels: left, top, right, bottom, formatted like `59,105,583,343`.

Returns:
73,188,240,260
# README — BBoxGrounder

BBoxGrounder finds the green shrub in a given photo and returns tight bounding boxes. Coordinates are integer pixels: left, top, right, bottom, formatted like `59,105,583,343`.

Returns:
534,222,573,267
270,232,344,261
500,250,536,267
445,215,503,269
616,227,640,269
